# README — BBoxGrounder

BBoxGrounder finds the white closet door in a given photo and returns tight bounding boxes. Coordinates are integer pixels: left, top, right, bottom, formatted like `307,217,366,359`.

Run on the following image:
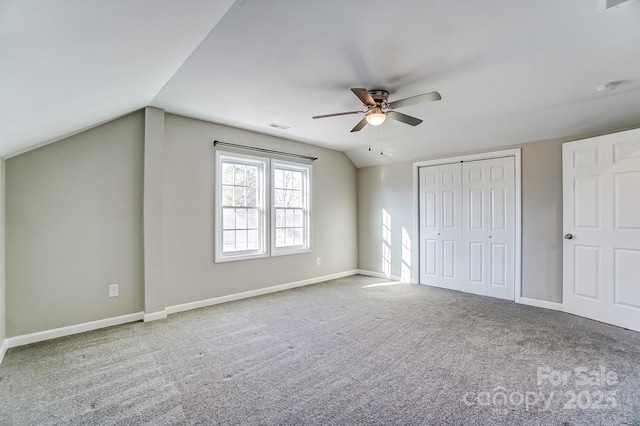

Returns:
563,128,640,332
419,164,463,290
462,158,515,300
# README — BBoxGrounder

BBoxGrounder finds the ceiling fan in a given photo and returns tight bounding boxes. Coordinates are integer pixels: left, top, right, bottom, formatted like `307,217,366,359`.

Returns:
312,88,441,132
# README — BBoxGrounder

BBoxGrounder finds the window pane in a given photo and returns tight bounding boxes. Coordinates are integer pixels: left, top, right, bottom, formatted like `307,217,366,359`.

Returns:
223,230,235,252
222,186,234,205
280,190,288,207
246,166,257,188
223,208,235,229
276,228,285,247
290,190,301,207
236,208,247,229
236,230,247,250
222,163,234,184
294,209,303,227
248,209,259,229
286,228,294,246
247,230,258,249
274,169,284,189
294,228,303,245
292,171,302,190
284,170,294,189
234,187,246,206
234,165,246,185
285,209,294,227
276,208,284,227
246,188,256,207
274,189,285,206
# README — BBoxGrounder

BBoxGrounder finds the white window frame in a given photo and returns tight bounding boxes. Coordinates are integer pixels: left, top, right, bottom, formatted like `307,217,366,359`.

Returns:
215,151,313,262
215,151,269,263
271,160,312,257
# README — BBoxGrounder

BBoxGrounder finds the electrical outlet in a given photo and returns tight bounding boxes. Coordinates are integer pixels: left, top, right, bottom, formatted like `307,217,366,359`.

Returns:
316,257,321,266
108,284,119,298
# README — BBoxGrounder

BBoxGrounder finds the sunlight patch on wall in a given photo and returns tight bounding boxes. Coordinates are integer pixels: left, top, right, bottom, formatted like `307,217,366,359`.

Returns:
401,227,412,282
382,209,391,278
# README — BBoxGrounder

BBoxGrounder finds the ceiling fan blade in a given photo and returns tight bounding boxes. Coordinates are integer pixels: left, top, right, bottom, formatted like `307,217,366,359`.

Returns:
387,111,423,126
312,111,362,119
388,91,441,109
351,88,376,106
350,117,368,132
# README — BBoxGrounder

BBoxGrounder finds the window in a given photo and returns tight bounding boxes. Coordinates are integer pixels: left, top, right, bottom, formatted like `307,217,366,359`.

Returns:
215,151,311,262
215,152,267,262
272,161,311,256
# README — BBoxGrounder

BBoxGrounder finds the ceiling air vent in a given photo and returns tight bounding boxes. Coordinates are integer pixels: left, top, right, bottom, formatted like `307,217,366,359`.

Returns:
268,123,290,130
598,0,634,11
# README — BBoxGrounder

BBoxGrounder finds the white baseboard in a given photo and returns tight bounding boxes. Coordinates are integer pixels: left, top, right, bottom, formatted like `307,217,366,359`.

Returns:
0,339,7,365
518,297,563,311
166,270,359,315
1,270,361,364
356,269,401,281
143,311,167,322
4,312,144,350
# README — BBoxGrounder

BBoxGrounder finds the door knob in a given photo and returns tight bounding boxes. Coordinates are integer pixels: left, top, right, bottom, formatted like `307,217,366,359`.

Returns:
564,233,574,240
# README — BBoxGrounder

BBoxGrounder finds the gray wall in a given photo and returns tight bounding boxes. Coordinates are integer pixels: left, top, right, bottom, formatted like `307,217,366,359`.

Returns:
357,162,415,281
3,110,358,337
358,139,565,303
5,112,145,337
163,114,358,306
520,139,563,302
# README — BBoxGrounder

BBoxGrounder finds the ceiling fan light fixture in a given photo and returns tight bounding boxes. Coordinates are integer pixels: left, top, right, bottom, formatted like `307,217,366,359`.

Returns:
365,109,386,126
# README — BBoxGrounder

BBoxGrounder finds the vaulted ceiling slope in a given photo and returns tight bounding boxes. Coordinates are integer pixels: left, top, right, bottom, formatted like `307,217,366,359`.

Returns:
2,0,640,167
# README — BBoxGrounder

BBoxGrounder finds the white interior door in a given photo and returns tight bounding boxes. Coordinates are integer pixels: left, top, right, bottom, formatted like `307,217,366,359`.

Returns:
461,158,515,300
563,128,640,332
419,164,463,291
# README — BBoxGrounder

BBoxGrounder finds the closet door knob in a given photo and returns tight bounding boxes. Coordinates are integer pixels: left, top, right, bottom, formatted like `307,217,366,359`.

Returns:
564,233,574,240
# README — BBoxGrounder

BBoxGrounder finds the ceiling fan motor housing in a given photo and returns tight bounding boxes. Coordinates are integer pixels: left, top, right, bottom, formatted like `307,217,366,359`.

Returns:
368,89,389,105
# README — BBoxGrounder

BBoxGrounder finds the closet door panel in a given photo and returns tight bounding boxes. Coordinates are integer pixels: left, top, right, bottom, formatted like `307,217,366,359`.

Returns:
462,157,515,300
462,162,489,295
419,164,463,290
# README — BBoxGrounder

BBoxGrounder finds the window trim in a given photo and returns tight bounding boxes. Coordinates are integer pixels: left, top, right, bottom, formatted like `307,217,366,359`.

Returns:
270,160,312,257
215,151,269,263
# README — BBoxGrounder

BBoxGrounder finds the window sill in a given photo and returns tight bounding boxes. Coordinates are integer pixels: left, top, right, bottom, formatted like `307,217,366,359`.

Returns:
214,252,269,264
271,247,312,257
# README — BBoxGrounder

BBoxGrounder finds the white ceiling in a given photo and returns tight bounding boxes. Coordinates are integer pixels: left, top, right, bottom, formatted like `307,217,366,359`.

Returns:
2,0,640,167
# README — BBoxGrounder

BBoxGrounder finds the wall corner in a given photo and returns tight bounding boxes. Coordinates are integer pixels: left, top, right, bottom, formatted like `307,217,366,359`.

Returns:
143,107,166,317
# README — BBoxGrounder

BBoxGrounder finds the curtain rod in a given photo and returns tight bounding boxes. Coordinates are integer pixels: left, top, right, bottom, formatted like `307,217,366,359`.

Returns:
213,140,318,161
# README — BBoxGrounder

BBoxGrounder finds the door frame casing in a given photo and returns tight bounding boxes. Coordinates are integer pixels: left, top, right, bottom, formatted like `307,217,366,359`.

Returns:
412,148,522,302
